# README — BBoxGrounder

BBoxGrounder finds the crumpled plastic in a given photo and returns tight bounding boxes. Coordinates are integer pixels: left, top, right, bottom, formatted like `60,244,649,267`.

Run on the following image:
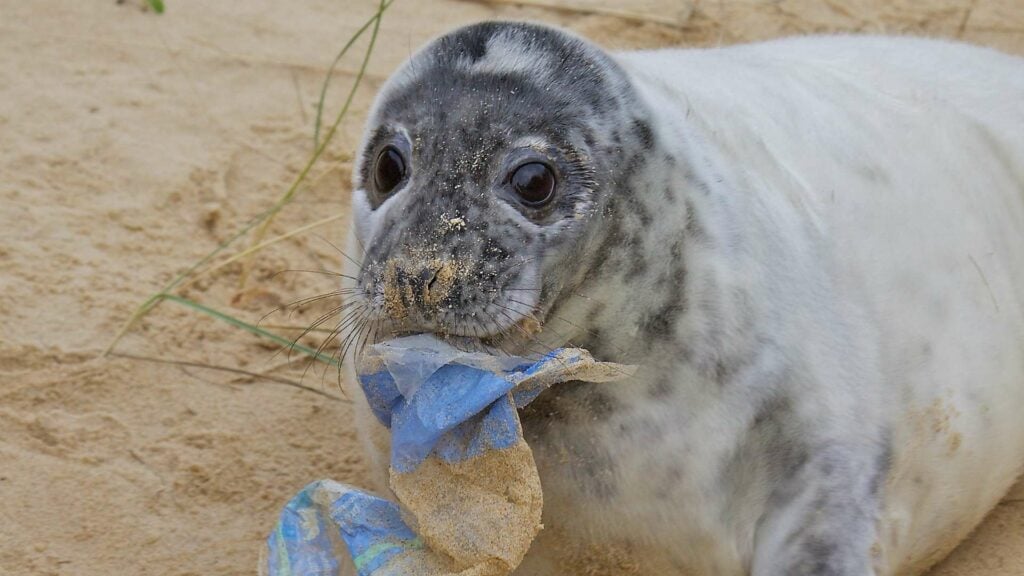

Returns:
267,335,635,576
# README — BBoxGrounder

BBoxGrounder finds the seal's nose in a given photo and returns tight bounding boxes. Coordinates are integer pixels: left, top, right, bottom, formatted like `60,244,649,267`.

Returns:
383,260,448,319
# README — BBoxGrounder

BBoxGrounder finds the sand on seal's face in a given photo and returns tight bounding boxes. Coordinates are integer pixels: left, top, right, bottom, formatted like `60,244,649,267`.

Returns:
1,1,1022,575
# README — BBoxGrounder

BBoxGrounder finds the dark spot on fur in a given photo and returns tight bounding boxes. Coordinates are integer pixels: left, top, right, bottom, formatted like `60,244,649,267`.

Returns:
627,255,648,277
663,185,677,204
820,457,835,476
761,436,891,576
684,199,709,244
619,418,664,444
669,238,685,261
713,360,734,386
731,393,810,507
579,388,618,420
583,326,617,361
638,303,683,339
792,537,842,575
455,28,490,63
869,433,893,498
632,117,655,150
576,442,620,500
647,377,674,399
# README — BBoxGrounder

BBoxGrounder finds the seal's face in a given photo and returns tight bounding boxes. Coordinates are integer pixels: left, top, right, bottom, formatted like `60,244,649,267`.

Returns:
350,22,634,346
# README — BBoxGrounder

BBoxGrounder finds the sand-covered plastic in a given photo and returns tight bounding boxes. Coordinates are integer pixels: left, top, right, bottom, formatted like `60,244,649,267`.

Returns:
267,335,635,575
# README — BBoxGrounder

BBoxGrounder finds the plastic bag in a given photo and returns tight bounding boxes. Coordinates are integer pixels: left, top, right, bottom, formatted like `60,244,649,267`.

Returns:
267,335,635,576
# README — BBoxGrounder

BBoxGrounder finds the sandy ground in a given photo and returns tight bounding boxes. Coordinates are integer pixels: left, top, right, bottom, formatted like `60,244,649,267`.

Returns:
1,1,1022,574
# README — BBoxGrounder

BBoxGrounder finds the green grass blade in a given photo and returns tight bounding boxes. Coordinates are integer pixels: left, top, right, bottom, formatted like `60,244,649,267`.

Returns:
111,352,346,400
314,0,396,149
147,0,165,14
163,294,339,366
250,0,389,246
102,206,278,356
104,0,391,357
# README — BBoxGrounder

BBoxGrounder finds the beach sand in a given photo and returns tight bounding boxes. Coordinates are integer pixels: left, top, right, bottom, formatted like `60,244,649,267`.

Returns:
1,1,1021,574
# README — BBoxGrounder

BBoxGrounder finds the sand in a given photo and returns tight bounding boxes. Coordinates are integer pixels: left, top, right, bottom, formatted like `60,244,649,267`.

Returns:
391,440,543,576
0,1,1022,575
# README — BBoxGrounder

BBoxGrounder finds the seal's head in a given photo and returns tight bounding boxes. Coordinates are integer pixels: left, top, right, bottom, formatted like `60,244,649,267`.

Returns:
351,22,643,346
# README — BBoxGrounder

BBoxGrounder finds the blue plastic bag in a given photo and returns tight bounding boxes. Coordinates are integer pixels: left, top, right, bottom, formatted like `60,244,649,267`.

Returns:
268,480,422,576
267,336,634,576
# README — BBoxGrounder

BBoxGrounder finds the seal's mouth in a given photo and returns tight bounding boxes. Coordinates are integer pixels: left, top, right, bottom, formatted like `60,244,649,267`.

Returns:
354,292,546,359
372,304,544,352
358,255,543,350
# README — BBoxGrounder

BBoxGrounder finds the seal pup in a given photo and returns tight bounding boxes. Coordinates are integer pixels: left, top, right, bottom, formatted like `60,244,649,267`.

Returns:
340,22,1024,575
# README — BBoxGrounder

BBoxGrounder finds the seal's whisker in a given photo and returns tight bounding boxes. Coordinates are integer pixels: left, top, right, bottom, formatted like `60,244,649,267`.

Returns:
337,314,371,380
351,314,378,367
284,297,358,325
505,255,541,272
506,297,628,357
490,304,588,374
495,302,630,376
482,311,523,356
284,304,354,365
256,290,350,327
353,311,379,364
310,321,347,385
313,233,364,270
502,286,595,302
352,231,369,258
351,316,383,385
284,292,360,320
259,292,346,326
463,319,488,355
470,323,482,354
303,305,367,384
294,304,346,344
271,268,362,282
363,315,381,354
337,310,371,367
332,305,370,350
489,308,553,360
498,319,574,374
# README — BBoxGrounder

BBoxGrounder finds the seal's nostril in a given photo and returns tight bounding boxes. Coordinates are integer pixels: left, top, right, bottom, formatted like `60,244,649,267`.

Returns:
423,267,440,292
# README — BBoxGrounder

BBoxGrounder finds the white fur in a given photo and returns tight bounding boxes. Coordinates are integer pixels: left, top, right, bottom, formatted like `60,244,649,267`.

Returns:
614,36,1024,574
344,35,1024,575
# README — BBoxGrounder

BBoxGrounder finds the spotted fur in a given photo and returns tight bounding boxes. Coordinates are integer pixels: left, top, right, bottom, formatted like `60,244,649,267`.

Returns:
343,22,1024,576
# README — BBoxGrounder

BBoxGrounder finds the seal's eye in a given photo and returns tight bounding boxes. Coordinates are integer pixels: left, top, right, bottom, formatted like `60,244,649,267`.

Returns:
373,146,406,195
510,162,556,206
